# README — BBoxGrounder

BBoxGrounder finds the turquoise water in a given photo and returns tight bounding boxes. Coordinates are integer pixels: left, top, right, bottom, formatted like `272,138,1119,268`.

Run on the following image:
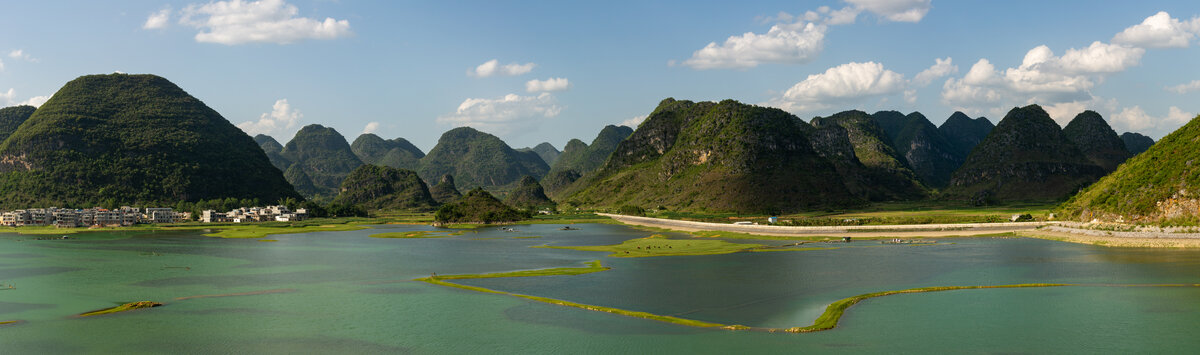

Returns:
2,224,1199,353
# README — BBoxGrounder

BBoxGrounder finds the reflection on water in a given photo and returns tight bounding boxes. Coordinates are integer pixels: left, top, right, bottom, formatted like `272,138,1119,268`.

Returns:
1,224,1199,352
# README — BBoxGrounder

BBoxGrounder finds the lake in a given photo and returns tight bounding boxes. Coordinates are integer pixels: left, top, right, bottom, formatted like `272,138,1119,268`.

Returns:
2,223,1199,353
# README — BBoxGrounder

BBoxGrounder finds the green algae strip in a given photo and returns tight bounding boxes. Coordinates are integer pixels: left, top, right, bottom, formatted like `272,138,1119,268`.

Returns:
77,301,163,317
203,224,368,239
417,261,1200,333
538,234,767,257
370,230,463,239
0,320,22,326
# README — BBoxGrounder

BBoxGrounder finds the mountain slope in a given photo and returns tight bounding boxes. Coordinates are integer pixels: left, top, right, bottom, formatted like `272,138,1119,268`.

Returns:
1062,114,1200,221
1062,110,1130,172
429,174,463,204
418,127,549,191
254,134,291,171
567,98,860,213
0,73,301,208
279,124,364,198
503,175,554,209
811,110,926,199
332,165,437,211
350,133,424,170
544,125,633,197
945,105,1106,202
939,111,994,161
1120,132,1154,155
891,112,960,188
519,142,560,166
0,105,36,143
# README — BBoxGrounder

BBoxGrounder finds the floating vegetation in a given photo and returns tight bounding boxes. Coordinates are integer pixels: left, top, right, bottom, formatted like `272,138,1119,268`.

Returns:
78,301,162,317
370,230,463,239
419,263,1200,333
0,320,23,326
537,234,824,257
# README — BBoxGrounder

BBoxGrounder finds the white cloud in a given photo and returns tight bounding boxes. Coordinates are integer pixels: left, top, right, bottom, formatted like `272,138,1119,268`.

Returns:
7,49,36,63
18,95,49,108
844,0,931,23
912,57,957,86
361,121,380,135
237,99,302,137
144,8,171,29
0,89,14,104
619,115,647,128
1112,11,1199,48
770,61,906,112
179,0,351,45
469,59,535,77
1166,80,1200,94
826,6,862,25
1111,106,1193,136
437,93,562,135
939,41,1145,116
681,21,827,70
525,77,570,92
0,58,4,71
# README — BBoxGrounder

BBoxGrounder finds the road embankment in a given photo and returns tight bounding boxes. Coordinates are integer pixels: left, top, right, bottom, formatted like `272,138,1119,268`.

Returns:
597,213,1048,238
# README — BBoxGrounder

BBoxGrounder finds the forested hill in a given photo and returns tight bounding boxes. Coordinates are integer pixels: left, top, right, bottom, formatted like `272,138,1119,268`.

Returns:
0,74,301,208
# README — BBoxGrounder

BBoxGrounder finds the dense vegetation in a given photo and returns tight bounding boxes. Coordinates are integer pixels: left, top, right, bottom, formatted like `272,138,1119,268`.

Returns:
418,126,549,191
888,112,961,188
429,174,463,204
278,124,364,199
545,125,633,197
0,105,36,142
1061,114,1200,222
938,111,994,160
810,110,927,200
503,175,554,209
945,105,1106,203
567,98,860,213
0,74,301,208
254,134,290,171
332,164,438,211
434,188,530,224
1062,110,1130,172
1120,132,1155,155
519,142,560,166
350,133,424,171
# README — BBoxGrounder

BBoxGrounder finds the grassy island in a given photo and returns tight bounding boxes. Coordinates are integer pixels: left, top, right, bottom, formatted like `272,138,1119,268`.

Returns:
78,301,163,317
370,230,464,238
540,234,769,257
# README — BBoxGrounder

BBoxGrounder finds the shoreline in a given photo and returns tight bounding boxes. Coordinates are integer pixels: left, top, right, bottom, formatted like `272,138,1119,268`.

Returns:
1020,229,1200,248
598,213,1046,238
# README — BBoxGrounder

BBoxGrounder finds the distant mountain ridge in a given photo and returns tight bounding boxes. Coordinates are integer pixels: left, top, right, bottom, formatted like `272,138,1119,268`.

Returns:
278,124,364,199
417,127,549,192
351,133,425,171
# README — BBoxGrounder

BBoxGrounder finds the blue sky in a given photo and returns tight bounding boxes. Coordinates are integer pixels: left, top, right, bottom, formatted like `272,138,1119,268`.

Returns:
2,0,1199,151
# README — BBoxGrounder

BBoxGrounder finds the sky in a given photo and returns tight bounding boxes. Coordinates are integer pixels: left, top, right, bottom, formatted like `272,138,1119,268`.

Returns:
2,0,1200,152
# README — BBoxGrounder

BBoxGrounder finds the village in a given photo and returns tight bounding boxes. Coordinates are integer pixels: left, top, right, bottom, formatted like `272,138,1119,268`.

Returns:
0,205,308,228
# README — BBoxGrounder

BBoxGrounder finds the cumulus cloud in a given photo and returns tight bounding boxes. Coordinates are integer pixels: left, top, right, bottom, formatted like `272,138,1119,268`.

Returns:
1111,106,1193,134
18,95,50,107
144,8,171,29
912,57,957,86
0,58,4,71
619,115,647,128
361,121,380,135
844,0,931,23
469,59,535,77
940,41,1144,116
769,61,906,112
525,77,570,92
681,21,827,70
237,99,302,137
437,93,562,135
1112,11,1200,48
1166,80,1200,94
178,0,351,45
0,89,14,104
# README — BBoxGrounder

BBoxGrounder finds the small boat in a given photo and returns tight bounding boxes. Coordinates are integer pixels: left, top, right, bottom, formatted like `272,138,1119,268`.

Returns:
559,226,580,231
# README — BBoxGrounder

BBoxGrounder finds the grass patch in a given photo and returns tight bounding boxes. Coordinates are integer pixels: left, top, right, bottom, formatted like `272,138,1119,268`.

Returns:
370,230,463,239
423,260,610,280
78,301,163,317
539,234,767,257
786,284,1070,333
202,224,368,239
